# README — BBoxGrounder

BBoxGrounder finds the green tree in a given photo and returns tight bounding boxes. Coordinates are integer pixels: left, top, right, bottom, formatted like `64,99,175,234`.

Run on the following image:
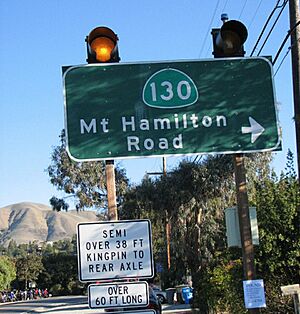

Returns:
206,259,246,314
0,256,16,290
121,153,273,312
6,240,18,257
255,152,300,313
203,151,299,313
47,130,129,211
121,155,236,297
16,254,44,289
38,253,80,295
6,241,43,258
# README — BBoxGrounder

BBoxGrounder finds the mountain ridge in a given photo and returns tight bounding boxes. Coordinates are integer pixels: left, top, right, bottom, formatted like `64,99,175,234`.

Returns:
0,202,99,246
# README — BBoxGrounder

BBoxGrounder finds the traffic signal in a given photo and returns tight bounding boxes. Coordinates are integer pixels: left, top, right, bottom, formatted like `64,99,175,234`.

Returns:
212,19,248,58
86,26,120,63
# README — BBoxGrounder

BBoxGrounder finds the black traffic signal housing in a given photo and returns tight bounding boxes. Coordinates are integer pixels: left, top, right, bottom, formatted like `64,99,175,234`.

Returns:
86,26,120,63
212,19,248,58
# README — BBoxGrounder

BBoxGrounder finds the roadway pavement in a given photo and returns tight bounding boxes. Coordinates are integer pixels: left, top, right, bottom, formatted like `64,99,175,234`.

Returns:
0,296,192,314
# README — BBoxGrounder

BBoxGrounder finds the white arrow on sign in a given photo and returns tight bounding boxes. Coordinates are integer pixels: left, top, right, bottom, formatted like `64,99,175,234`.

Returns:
241,117,265,143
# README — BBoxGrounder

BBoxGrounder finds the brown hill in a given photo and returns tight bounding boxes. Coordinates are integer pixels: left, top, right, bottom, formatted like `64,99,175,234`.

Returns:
0,202,99,246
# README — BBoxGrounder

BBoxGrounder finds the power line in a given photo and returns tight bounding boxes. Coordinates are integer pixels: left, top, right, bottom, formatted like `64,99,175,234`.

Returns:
193,154,203,164
273,21,300,76
248,0,264,31
193,155,200,163
257,0,288,56
202,0,231,58
238,0,248,19
273,46,291,77
250,0,285,56
273,20,300,65
198,0,222,58
221,0,230,13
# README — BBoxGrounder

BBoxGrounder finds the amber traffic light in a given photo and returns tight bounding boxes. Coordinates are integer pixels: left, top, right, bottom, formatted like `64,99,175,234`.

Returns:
86,26,120,63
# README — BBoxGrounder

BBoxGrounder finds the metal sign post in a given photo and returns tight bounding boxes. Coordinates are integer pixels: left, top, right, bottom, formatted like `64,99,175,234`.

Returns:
281,284,300,314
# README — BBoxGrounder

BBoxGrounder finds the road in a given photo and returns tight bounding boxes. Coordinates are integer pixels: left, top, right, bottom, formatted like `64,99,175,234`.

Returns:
0,296,192,314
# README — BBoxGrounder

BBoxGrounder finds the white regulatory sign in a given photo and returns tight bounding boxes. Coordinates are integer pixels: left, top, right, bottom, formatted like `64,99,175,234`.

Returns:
77,219,154,282
88,281,149,309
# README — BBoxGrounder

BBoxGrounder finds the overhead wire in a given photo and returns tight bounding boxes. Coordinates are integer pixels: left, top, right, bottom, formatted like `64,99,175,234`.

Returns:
250,0,286,56
249,0,296,76
193,154,203,164
195,0,295,161
238,0,248,19
247,0,264,31
274,38,300,77
203,0,232,59
204,40,213,58
273,21,300,76
193,155,199,163
221,0,229,13
196,0,228,160
198,0,222,58
196,0,231,160
273,20,300,65
273,47,291,77
256,0,289,56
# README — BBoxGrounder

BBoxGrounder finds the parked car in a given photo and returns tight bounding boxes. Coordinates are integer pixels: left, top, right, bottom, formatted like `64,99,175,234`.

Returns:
124,286,162,314
105,286,162,314
152,286,167,304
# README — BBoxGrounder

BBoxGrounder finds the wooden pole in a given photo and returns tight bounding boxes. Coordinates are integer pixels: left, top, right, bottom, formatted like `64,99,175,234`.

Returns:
106,160,118,221
146,157,170,271
234,154,259,314
289,0,300,182
163,157,171,271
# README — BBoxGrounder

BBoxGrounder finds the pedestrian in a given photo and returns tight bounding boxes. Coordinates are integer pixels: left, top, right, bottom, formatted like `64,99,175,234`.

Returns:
9,290,15,302
43,288,49,298
29,289,34,300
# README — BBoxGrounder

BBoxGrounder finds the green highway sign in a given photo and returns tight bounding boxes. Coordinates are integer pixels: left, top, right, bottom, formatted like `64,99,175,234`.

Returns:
63,57,281,161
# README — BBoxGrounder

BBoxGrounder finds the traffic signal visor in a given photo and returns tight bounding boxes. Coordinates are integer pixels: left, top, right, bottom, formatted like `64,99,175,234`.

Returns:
212,20,248,57
220,20,248,54
86,27,120,63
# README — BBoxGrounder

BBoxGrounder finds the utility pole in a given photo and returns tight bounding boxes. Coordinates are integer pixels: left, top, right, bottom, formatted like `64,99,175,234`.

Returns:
234,154,257,280
212,15,259,314
163,157,171,271
234,155,259,314
289,0,300,181
106,160,118,220
147,157,171,271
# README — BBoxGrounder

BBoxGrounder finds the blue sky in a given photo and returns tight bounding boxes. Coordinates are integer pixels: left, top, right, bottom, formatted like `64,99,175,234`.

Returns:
0,0,295,207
